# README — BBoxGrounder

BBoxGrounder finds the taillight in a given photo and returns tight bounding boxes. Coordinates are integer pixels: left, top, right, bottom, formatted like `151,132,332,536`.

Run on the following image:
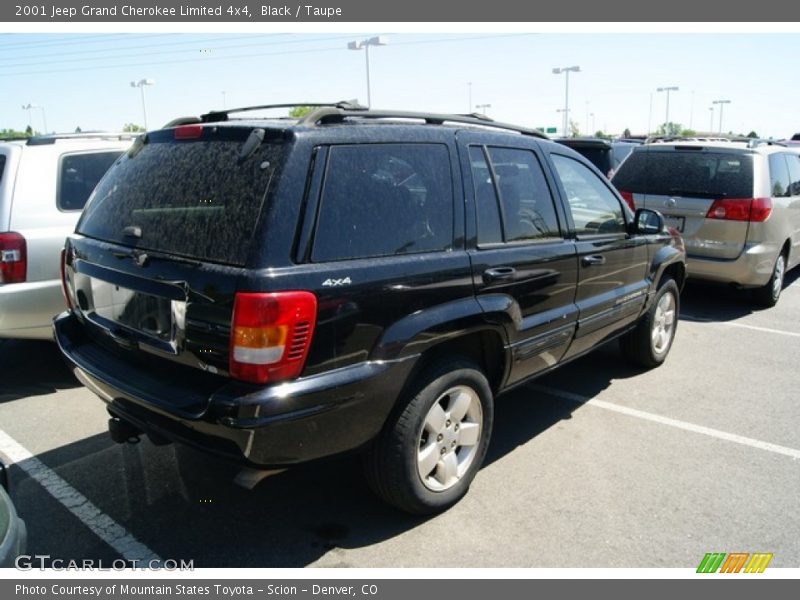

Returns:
618,190,636,212
705,197,772,222
229,291,317,384
60,248,73,309
0,232,26,284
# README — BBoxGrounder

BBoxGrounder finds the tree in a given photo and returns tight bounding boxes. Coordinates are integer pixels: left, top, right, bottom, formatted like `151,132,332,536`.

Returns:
288,106,314,118
594,130,612,140
0,128,31,140
569,119,581,138
680,128,697,137
123,123,145,132
746,131,758,138
75,126,82,133
657,122,682,136
25,125,33,136
622,128,632,138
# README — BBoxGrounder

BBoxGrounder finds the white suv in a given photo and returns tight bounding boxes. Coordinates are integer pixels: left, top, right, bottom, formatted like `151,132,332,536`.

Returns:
0,133,134,339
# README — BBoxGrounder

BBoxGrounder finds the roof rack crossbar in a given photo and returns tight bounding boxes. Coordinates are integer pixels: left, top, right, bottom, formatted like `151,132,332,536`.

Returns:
298,107,548,139
201,101,366,123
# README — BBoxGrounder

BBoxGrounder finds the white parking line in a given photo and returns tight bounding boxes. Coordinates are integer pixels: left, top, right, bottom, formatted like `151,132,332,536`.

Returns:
681,317,800,338
529,385,800,460
0,428,161,563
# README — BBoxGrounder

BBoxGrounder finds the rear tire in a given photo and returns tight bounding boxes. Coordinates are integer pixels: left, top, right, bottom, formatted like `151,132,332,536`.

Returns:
752,252,785,308
364,358,493,515
620,277,680,369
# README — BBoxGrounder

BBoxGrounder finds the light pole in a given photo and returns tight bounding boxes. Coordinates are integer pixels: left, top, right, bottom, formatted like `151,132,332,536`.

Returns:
656,86,679,134
708,107,714,133
590,112,595,135
347,36,388,108
712,99,731,134
221,90,227,109
476,103,491,116
22,103,47,133
130,78,155,130
552,66,580,138
647,93,653,137
467,82,472,114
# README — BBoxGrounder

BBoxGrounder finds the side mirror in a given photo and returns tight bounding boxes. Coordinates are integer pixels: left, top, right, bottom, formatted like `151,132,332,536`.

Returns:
634,208,665,234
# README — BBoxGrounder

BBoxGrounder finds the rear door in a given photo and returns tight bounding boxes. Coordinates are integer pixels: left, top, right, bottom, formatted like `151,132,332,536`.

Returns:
458,131,578,386
612,146,754,260
547,150,649,359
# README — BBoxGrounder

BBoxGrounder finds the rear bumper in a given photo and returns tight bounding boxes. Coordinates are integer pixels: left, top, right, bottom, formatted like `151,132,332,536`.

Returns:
0,279,64,340
0,486,26,568
54,312,417,467
687,242,780,287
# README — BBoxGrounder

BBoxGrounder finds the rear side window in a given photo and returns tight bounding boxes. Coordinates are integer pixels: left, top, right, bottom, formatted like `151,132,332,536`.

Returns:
469,146,561,245
78,129,282,266
785,154,800,196
768,153,791,198
552,154,626,236
58,151,122,211
311,144,453,262
568,146,612,175
612,150,754,199
0,155,5,183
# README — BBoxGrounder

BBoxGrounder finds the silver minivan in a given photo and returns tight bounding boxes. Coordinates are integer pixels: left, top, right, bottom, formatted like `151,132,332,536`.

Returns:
0,133,133,339
612,141,800,306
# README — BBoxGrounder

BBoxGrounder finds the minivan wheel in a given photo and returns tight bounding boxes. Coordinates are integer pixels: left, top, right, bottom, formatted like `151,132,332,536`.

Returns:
364,358,494,515
753,252,786,308
620,277,680,369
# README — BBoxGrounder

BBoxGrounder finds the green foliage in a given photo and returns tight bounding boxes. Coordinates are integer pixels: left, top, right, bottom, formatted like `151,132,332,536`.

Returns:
622,128,632,138
0,127,32,140
123,123,146,132
657,122,682,136
288,106,315,118
594,130,612,140
680,128,697,137
746,131,758,138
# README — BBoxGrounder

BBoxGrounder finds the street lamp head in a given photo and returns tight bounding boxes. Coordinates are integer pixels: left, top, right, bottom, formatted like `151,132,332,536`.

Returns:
367,36,388,46
347,41,363,51
131,78,155,88
552,68,561,74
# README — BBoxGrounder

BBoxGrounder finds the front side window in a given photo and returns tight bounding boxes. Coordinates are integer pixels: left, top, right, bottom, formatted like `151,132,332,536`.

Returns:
469,145,561,245
312,144,454,262
552,153,626,236
58,151,123,211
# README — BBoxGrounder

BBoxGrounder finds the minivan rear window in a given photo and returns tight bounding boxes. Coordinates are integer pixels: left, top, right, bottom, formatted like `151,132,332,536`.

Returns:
77,129,283,266
0,155,5,183
612,150,754,199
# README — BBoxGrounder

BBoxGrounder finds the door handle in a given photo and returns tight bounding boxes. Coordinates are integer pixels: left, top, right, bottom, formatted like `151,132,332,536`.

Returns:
483,266,516,283
581,255,606,266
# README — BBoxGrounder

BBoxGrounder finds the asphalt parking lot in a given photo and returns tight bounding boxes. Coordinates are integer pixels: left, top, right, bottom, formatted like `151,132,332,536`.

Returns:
1,274,799,569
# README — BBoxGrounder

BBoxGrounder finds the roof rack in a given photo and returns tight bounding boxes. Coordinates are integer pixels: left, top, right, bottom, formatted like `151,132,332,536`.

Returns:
742,138,787,148
298,106,548,139
200,101,366,123
26,132,137,146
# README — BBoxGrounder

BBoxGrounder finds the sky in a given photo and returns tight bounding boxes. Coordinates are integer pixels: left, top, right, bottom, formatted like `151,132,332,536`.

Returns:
1,31,799,139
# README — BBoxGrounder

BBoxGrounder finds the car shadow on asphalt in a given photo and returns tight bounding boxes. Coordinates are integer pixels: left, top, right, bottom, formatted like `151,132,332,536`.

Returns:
0,339,80,404
679,267,800,323
10,341,641,568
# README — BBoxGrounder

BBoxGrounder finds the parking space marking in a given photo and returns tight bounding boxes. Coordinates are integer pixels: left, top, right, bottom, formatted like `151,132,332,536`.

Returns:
680,317,800,338
529,385,800,460
0,428,161,563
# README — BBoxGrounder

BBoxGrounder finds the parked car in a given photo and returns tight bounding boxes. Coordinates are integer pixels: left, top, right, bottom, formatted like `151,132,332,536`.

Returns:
0,459,26,568
555,137,637,179
612,140,800,306
0,133,134,339
54,103,685,514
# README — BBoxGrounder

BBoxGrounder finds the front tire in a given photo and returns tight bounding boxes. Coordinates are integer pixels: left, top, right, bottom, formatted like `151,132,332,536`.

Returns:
364,358,494,515
620,277,680,368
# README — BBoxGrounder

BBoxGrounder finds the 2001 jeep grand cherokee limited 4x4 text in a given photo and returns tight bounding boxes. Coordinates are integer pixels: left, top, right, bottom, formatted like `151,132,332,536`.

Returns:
55,103,686,514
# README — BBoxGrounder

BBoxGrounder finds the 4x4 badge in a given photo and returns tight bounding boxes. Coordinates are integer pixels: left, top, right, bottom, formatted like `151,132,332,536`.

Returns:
322,277,352,287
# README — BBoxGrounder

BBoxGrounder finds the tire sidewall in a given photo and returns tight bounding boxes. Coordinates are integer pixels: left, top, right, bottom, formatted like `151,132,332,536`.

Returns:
649,278,680,363
399,364,494,512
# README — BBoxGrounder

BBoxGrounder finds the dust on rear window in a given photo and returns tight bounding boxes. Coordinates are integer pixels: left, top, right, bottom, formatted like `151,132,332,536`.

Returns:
77,129,284,266
612,150,754,199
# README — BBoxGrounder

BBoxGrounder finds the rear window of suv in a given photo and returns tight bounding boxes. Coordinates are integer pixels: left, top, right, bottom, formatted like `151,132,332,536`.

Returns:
77,128,283,266
612,149,754,199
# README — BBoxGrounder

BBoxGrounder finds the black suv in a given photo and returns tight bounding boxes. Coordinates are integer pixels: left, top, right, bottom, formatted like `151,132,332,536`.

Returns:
55,103,685,514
